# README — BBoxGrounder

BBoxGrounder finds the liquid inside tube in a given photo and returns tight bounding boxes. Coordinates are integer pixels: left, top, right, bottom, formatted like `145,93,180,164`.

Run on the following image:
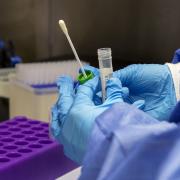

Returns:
98,48,113,102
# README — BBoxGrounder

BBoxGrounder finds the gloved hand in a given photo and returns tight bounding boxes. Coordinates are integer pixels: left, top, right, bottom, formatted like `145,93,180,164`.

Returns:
80,65,145,108
50,75,143,164
114,64,177,121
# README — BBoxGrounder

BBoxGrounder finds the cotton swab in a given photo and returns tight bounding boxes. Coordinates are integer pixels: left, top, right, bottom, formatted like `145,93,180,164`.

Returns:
58,20,87,78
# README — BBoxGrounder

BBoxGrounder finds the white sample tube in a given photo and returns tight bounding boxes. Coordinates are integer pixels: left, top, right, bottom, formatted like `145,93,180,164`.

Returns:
98,48,113,102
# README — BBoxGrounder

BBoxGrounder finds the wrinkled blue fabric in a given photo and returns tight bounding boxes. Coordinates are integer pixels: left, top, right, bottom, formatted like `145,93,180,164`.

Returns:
114,64,177,121
169,101,180,123
79,103,180,180
169,49,180,122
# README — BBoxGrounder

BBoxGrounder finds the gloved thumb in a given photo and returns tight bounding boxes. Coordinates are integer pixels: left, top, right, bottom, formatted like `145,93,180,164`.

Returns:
132,100,145,110
79,65,99,76
74,75,100,105
105,77,128,104
79,65,101,92
113,64,139,86
56,75,74,95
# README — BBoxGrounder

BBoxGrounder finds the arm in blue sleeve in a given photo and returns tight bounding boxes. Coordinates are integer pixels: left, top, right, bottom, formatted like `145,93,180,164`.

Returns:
80,103,179,180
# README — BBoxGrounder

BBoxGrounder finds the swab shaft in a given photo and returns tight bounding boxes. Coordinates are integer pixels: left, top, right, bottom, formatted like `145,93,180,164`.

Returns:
59,20,87,78
65,33,87,78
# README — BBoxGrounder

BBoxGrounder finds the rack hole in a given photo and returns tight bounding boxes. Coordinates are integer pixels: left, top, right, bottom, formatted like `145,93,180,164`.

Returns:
19,124,30,128
29,144,42,149
6,153,21,158
0,131,11,135
0,125,8,129
14,117,27,122
31,127,43,131
22,130,34,135
44,130,49,134
9,128,21,132
4,145,18,150
15,141,28,146
25,137,38,141
1,138,14,143
0,158,10,163
41,124,49,127
18,148,32,153
39,140,53,144
35,133,48,138
12,134,24,139
6,121,18,125
0,150,6,154
28,120,40,125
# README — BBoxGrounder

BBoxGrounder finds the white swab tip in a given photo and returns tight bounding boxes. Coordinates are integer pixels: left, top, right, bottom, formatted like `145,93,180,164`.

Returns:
59,20,64,25
59,20,68,34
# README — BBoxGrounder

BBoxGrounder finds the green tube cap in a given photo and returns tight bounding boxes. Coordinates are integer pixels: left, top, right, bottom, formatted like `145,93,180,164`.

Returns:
77,70,94,84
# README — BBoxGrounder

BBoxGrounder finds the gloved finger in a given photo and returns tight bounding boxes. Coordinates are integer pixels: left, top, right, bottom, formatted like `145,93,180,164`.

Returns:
121,87,129,99
93,92,102,105
172,49,180,64
105,77,125,104
113,64,139,86
79,65,101,92
79,65,99,76
132,100,145,110
111,73,129,99
50,105,61,138
74,76,100,105
56,76,74,115
92,89,128,105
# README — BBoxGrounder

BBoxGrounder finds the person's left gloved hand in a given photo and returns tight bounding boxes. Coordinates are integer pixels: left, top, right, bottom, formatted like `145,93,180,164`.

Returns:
51,75,143,164
51,75,127,164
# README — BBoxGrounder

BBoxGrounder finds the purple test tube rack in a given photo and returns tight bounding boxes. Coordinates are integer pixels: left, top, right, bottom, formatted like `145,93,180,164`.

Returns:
0,116,78,180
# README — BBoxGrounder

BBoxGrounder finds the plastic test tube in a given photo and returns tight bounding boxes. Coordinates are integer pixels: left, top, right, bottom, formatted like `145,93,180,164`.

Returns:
98,48,113,102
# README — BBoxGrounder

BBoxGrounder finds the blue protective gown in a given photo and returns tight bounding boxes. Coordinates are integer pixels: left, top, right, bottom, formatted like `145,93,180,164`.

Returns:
79,102,180,180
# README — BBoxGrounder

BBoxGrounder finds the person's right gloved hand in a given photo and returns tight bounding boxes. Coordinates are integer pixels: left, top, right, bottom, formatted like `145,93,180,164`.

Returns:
114,64,177,121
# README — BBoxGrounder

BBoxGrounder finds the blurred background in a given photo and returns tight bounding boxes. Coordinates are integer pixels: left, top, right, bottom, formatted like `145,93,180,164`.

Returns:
0,0,180,66
0,0,180,121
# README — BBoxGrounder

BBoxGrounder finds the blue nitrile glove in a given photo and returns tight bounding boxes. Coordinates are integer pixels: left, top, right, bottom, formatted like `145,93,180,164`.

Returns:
80,65,145,108
51,75,143,164
10,55,22,66
172,49,180,64
114,64,177,121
